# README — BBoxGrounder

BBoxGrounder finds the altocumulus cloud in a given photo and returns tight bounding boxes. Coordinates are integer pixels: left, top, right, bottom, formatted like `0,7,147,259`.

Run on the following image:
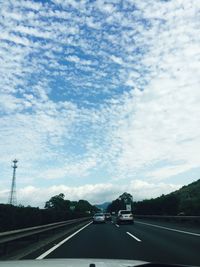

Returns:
0,0,199,206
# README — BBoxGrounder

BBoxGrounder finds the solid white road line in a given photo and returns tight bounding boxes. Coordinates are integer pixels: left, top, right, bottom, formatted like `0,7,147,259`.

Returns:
36,221,93,259
136,221,200,237
126,231,141,242
115,224,119,227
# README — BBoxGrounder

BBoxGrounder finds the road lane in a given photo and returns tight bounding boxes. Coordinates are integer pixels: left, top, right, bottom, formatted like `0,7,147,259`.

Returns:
135,218,200,234
44,221,142,260
37,222,93,259
117,220,200,266
137,220,200,236
26,219,200,266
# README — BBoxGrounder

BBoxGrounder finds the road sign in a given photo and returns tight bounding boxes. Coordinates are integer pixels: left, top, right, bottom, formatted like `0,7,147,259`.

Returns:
126,204,131,211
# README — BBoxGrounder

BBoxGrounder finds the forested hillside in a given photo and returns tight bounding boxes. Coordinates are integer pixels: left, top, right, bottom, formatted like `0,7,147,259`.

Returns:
134,179,200,215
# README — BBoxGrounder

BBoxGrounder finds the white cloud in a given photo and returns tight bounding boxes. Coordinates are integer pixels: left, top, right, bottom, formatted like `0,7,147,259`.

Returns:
110,55,124,65
0,180,181,207
40,158,97,180
14,25,52,39
85,17,101,29
67,55,94,66
1,32,31,46
105,0,200,181
96,2,116,14
147,164,195,181
0,94,26,113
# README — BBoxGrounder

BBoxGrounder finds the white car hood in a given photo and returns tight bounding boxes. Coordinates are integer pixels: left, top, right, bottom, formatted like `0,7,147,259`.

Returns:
0,258,148,267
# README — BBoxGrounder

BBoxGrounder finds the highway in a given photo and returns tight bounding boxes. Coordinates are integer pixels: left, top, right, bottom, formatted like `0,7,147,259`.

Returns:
26,219,200,266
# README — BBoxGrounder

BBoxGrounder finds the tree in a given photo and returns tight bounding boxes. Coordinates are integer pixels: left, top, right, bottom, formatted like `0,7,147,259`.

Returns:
107,192,134,213
44,193,70,211
107,199,125,213
119,192,133,204
75,200,99,213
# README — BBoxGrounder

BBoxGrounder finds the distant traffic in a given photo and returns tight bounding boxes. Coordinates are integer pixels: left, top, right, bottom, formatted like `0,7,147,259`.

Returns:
93,210,134,225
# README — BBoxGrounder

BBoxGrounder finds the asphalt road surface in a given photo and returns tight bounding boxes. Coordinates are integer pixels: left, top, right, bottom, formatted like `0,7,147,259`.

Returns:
28,219,200,266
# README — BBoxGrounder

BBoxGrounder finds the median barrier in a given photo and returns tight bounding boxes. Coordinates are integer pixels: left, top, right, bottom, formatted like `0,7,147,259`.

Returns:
0,217,91,258
134,215,200,223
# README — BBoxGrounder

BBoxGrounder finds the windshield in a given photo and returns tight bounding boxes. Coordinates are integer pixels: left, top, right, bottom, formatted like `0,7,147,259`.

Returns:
0,1,200,267
120,211,132,215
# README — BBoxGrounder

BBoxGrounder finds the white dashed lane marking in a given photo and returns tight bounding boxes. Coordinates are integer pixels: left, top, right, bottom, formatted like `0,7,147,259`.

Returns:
126,231,142,242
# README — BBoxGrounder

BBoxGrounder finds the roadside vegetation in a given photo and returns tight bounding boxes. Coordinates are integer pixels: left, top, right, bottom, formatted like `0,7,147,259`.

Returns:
107,180,200,216
107,192,134,213
134,179,200,216
0,193,99,232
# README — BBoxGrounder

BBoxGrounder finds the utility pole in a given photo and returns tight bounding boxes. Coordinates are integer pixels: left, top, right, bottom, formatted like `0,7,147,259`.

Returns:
8,159,18,206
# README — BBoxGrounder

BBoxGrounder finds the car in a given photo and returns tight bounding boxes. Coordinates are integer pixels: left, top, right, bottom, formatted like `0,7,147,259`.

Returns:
0,259,162,267
93,213,106,223
117,210,134,224
104,212,112,221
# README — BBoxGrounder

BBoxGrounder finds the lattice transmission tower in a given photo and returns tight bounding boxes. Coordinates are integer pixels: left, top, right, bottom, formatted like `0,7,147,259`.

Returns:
8,159,18,206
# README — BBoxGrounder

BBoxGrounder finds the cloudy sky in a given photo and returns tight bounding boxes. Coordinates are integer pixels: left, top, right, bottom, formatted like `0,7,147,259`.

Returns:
0,0,200,207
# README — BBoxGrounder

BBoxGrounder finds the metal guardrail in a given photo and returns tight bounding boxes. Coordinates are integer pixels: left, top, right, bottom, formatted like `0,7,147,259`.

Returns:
0,217,91,244
135,215,200,222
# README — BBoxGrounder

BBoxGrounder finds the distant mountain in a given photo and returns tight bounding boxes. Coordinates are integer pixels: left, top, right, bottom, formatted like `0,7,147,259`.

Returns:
134,179,200,215
95,202,111,211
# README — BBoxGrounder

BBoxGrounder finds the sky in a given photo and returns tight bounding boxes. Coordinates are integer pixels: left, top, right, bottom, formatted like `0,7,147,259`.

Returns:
0,0,200,208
